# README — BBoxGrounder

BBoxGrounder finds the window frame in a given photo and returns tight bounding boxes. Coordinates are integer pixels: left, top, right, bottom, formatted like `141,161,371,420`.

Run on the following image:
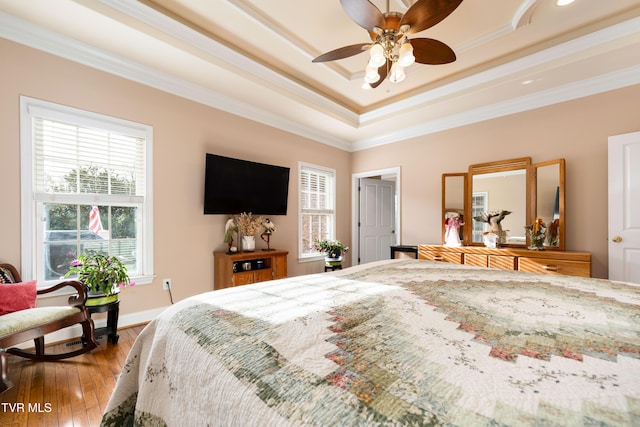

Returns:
298,162,336,261
20,96,154,289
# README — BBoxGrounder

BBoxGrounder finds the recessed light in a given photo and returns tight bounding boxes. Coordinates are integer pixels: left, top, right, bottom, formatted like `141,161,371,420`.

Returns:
556,0,575,6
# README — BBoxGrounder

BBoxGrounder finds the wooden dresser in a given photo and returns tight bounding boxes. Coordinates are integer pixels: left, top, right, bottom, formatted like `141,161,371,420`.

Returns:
418,245,591,278
214,250,288,290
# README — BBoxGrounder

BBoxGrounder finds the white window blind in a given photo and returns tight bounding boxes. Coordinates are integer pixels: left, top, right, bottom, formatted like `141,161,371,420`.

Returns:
299,163,335,259
34,118,145,200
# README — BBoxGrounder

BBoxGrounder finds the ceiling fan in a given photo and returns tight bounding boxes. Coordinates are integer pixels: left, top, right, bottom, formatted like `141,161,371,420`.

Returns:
313,0,463,88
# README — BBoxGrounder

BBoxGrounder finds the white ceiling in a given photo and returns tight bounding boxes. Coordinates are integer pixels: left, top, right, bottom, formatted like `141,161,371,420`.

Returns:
1,0,639,151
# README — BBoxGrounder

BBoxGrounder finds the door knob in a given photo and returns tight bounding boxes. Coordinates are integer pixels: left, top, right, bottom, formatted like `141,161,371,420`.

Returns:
612,236,622,243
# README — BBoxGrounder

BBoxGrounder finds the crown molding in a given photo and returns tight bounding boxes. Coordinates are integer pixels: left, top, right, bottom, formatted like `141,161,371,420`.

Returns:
351,64,640,151
0,11,353,151
1,9,638,153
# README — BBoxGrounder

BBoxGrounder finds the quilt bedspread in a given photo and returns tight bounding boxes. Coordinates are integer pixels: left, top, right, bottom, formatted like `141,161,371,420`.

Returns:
101,259,640,426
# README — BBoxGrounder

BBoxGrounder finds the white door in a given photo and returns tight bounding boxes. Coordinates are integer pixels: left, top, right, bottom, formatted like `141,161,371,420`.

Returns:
359,178,396,264
608,131,640,283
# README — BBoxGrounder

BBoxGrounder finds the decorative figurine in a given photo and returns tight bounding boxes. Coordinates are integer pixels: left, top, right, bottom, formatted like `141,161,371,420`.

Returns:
261,218,276,251
224,217,238,253
444,213,464,247
525,217,546,250
546,218,559,247
474,210,511,245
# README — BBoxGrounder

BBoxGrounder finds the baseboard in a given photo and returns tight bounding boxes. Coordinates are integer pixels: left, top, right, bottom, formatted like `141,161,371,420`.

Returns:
12,306,169,350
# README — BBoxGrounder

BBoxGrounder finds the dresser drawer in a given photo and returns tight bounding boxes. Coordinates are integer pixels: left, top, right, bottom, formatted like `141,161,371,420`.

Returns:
488,255,516,271
518,257,591,277
464,253,488,267
419,250,463,264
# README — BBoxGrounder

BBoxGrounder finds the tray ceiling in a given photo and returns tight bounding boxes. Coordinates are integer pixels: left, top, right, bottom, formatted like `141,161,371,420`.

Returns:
1,0,639,150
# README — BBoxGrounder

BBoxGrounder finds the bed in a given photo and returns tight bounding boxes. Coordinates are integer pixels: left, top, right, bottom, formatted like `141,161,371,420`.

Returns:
101,259,640,426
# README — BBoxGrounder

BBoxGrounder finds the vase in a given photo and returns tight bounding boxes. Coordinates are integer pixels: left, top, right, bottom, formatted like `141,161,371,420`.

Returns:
86,288,120,307
325,255,343,267
528,237,545,251
242,235,256,252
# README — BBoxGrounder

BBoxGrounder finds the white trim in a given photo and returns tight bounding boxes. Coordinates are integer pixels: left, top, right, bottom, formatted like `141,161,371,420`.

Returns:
19,96,154,286
2,11,639,152
298,162,337,261
351,64,640,151
351,167,401,265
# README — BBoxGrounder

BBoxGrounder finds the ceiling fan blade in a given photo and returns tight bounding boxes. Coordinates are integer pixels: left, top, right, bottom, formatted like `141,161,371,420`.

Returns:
370,60,389,88
312,43,370,63
411,38,456,64
340,0,385,32
400,0,463,35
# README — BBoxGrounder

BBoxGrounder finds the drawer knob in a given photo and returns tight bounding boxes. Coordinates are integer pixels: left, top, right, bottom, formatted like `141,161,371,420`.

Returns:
543,265,558,272
433,255,444,261
612,235,622,243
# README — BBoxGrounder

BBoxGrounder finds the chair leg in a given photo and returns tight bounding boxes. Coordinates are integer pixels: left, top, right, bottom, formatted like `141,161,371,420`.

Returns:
1,350,13,393
8,318,98,362
34,336,45,356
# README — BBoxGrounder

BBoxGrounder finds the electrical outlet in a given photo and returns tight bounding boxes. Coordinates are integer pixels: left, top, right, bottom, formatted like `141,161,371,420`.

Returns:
162,278,171,290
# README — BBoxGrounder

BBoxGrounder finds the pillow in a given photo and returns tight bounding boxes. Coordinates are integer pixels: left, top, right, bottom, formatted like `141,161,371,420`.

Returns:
0,280,37,316
0,267,15,284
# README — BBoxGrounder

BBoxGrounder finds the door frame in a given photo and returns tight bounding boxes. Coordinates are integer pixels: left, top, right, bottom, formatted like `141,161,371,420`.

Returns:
351,167,401,265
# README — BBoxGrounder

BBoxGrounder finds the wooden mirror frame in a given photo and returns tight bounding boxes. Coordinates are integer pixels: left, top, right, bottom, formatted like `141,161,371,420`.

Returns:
443,157,566,249
465,157,532,247
441,173,467,245
531,158,566,251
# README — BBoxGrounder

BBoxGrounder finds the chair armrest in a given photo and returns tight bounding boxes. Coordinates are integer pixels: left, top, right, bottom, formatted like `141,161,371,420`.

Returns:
36,280,88,307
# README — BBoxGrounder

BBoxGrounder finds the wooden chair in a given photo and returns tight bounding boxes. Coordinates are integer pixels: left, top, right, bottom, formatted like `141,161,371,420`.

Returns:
0,263,97,393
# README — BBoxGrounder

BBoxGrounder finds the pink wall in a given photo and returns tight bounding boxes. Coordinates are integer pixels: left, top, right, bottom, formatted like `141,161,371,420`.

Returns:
351,85,640,278
2,37,638,322
0,39,350,316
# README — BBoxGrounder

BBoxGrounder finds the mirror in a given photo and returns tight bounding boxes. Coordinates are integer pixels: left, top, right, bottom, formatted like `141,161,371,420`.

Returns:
466,157,531,247
442,173,467,245
443,157,566,249
532,159,565,250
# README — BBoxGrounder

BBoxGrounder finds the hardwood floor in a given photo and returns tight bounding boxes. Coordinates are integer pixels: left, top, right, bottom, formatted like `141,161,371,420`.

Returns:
1,324,145,427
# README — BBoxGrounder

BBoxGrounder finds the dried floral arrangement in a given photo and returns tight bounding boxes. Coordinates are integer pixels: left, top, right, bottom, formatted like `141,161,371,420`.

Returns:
236,212,263,236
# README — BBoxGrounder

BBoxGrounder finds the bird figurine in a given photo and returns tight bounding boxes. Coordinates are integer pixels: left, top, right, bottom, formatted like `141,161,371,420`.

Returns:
261,218,276,251
474,210,511,244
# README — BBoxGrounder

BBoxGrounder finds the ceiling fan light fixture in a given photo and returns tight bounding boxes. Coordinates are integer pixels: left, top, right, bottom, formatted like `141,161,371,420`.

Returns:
364,64,381,83
398,41,415,67
314,0,461,89
389,62,406,83
369,43,386,67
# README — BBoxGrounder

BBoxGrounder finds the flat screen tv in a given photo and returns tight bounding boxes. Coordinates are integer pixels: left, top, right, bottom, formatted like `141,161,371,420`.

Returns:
204,153,290,215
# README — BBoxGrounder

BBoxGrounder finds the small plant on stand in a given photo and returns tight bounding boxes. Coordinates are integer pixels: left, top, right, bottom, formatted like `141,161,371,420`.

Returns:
66,253,134,306
313,239,349,267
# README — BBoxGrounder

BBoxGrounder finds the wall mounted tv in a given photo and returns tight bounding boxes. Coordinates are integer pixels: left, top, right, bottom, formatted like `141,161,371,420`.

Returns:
204,153,290,215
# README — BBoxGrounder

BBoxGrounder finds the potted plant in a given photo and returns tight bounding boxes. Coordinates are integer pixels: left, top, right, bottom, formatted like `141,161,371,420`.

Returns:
313,239,349,266
66,253,133,306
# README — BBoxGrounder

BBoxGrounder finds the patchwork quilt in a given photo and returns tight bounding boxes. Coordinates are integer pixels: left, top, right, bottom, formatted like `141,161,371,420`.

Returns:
101,259,640,426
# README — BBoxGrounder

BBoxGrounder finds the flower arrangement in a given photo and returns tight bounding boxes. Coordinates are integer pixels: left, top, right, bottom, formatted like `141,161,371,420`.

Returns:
236,212,263,236
524,217,546,250
313,239,349,259
65,253,133,296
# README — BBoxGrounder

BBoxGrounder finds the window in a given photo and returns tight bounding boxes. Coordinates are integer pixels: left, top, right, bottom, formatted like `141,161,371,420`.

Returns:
471,192,488,242
298,163,335,260
20,97,153,287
